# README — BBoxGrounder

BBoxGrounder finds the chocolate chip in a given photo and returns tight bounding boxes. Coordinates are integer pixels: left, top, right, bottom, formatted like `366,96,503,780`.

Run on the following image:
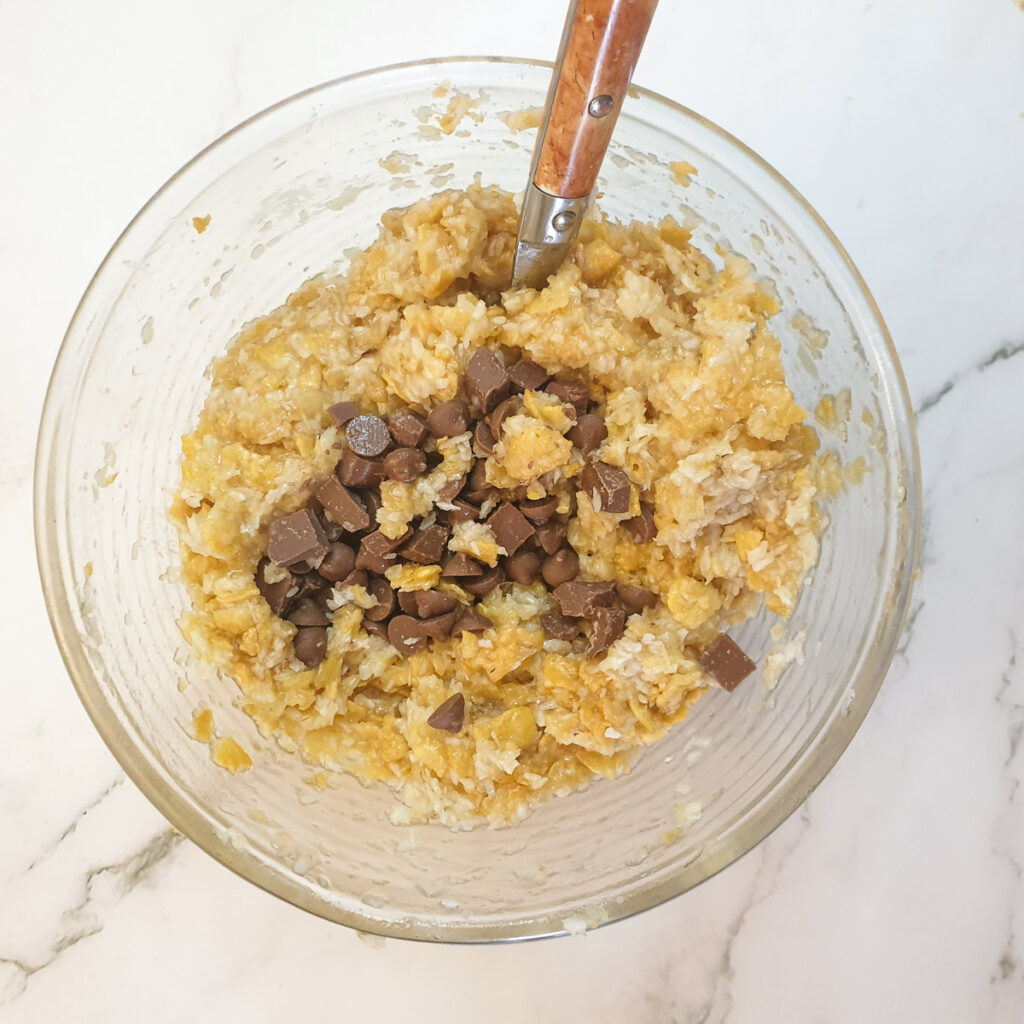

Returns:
362,617,389,641
567,414,608,455
318,542,357,582
699,633,756,692
338,568,370,592
397,590,420,616
293,626,328,667
508,359,550,393
624,502,657,543
388,409,428,448
315,477,371,533
506,549,542,585
362,489,382,527
427,692,465,733
585,606,627,658
414,590,458,618
419,610,458,641
462,461,496,504
327,401,359,427
616,582,659,615
546,379,591,416
552,580,615,617
580,462,631,515
288,597,331,627
465,348,510,414
519,494,559,524
319,514,346,543
452,608,493,635
488,396,521,439
346,415,391,457
439,499,481,525
400,524,450,564
267,508,329,567
535,521,567,555
383,447,427,482
488,502,535,557
363,577,396,621
255,558,295,616
437,476,465,504
387,615,429,657
426,399,469,438
541,548,580,587
540,611,581,641
355,530,405,574
473,420,496,455
461,564,505,596
292,572,327,604
337,451,386,489
441,552,485,578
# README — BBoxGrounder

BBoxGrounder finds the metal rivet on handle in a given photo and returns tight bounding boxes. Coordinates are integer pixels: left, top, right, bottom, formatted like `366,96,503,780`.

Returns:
552,210,576,232
587,94,615,118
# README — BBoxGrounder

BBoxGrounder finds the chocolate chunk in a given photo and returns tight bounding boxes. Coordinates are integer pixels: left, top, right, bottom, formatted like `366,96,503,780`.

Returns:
318,542,357,582
546,379,591,416
465,348,510,414
541,548,580,587
327,401,359,427
508,359,550,393
488,396,521,439
400,524,450,565
419,610,458,641
383,447,427,482
315,477,371,533
427,692,465,733
567,414,608,456
288,597,331,627
363,577,396,621
337,451,386,489
461,564,505,596
414,590,457,618
552,580,615,617
580,462,631,515
387,615,429,656
338,568,370,592
268,509,329,568
293,626,328,667
462,461,496,504
397,591,420,616
585,606,627,658
540,611,581,641
426,399,469,438
362,489,382,526
473,420,496,455
488,502,535,557
535,521,567,555
441,552,485,578
624,502,657,544
616,582,659,615
437,476,465,504
346,415,391,457
699,633,756,692
362,617,389,641
452,608,493,635
355,530,405,574
506,549,542,585
519,494,559,524
439,499,481,526
388,409,427,448
255,558,295,617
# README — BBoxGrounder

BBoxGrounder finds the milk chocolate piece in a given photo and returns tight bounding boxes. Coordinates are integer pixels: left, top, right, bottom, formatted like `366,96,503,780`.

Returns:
506,548,542,585
338,568,369,592
462,461,496,504
426,399,469,438
439,499,481,526
318,542,357,582
473,420,496,455
268,509,329,567
337,451,386,489
540,611,581,641
346,415,391,457
255,558,295,616
387,615,428,656
616,583,659,615
519,494,559,524
567,414,608,455
508,359,550,393
400,524,450,564
437,476,465,504
383,447,427,482
465,348,510,414
541,548,579,587
327,401,359,427
488,502,535,557
363,577,396,621
488,395,521,439
414,590,457,618
293,626,328,667
624,502,657,543
288,597,331,627
699,633,756,692
441,552,485,578
419,610,458,641
452,608,493,635
580,462,631,514
315,478,371,533
546,379,590,415
361,617,389,641
427,692,465,733
552,580,615,617
535,521,567,555
461,564,505,596
356,530,405,574
388,409,428,448
585,606,627,658
398,591,420,616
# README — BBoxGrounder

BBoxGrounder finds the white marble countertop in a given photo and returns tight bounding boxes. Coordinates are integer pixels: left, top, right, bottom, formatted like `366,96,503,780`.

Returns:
3,0,1023,1019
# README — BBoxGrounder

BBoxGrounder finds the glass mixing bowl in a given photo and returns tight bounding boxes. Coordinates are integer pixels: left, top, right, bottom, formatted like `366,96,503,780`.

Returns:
35,57,920,941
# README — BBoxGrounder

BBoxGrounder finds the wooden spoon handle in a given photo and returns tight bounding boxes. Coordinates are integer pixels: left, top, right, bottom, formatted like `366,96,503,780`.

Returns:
533,0,659,199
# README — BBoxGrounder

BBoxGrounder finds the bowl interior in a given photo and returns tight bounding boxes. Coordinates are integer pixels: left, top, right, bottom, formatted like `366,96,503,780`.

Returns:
36,58,918,940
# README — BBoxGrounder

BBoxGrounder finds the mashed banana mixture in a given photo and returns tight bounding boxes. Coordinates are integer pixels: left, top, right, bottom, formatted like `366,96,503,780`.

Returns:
172,185,822,825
